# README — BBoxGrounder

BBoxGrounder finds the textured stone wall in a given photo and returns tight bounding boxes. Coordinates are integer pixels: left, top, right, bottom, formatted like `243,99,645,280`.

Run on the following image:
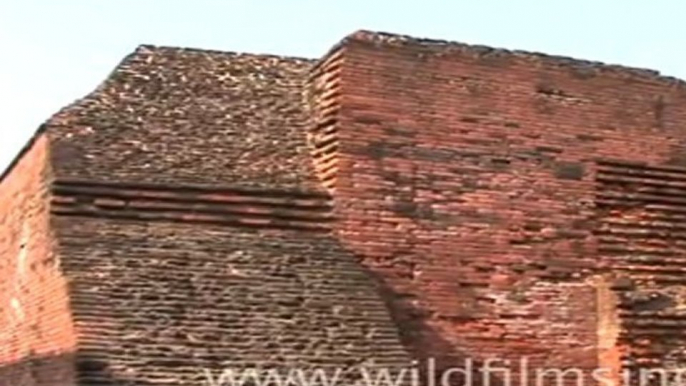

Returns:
53,215,412,385
47,46,323,191
328,31,686,384
0,135,77,386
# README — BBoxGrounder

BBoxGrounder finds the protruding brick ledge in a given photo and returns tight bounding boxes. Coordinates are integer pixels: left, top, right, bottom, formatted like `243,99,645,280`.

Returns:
308,46,343,192
50,179,334,232
595,159,686,375
596,159,686,281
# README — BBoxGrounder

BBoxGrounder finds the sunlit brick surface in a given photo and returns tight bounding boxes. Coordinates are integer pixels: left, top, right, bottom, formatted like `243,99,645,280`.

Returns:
2,30,686,386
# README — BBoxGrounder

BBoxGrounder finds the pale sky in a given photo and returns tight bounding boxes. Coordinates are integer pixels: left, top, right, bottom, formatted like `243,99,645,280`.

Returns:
1,0,685,172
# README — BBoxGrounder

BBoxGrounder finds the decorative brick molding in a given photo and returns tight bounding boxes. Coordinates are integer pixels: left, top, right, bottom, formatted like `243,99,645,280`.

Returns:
51,179,334,232
307,47,344,192
596,160,686,375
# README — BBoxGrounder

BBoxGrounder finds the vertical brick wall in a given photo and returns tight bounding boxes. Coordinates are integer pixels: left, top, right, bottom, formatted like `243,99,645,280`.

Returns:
0,135,77,386
329,31,686,383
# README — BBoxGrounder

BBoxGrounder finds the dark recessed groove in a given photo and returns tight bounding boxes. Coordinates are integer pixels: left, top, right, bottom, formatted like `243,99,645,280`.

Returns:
597,175,686,191
312,143,339,158
54,179,331,200
598,220,686,233
51,208,331,232
596,201,686,215
52,201,335,223
314,151,338,167
312,134,338,150
319,104,340,117
611,266,686,275
314,162,339,176
311,117,338,133
321,86,342,101
597,160,686,176
597,190,686,207
52,185,332,210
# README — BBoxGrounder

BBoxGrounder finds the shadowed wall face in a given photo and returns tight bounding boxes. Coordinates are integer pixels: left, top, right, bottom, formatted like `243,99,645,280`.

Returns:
0,135,77,386
328,33,686,383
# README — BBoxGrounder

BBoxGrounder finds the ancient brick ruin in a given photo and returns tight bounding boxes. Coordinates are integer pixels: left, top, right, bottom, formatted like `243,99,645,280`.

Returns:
2,30,686,386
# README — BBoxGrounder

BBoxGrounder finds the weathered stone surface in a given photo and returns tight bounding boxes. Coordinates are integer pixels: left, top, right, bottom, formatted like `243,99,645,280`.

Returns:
54,218,411,385
48,46,322,191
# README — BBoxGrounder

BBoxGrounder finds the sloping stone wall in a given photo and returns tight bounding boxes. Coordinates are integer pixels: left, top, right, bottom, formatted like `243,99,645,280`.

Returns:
39,45,413,385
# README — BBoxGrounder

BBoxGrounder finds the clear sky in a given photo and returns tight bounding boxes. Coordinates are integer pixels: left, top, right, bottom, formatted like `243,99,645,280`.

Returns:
1,0,685,171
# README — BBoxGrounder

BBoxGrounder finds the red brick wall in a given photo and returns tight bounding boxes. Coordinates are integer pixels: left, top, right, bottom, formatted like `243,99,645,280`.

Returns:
4,32,686,386
0,135,77,386
330,32,686,384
